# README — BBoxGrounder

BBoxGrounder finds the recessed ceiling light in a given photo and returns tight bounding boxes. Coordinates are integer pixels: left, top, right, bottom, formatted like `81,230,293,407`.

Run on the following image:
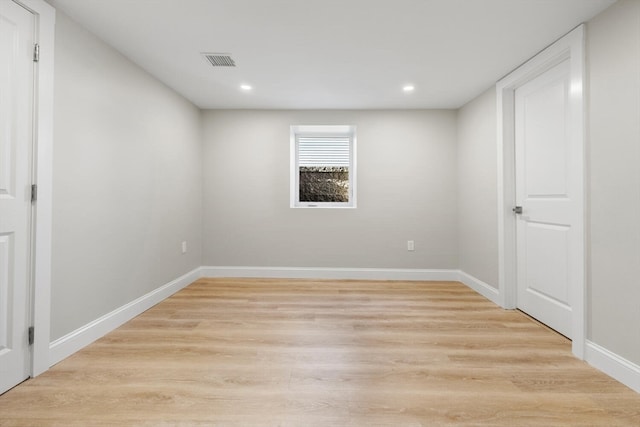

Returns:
403,85,415,92
240,84,252,91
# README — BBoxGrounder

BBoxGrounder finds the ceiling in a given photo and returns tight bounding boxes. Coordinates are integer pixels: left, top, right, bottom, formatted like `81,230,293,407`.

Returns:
48,0,615,110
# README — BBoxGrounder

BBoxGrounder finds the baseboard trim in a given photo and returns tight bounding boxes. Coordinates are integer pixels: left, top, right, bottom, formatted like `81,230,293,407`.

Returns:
457,271,501,305
585,340,640,393
48,267,201,367
200,266,460,281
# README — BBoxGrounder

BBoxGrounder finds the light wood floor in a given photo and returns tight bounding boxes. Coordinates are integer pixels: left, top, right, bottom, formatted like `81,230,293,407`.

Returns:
1,278,639,426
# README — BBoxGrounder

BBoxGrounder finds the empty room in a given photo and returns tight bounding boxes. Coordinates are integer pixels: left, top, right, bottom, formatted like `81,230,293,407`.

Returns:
1,0,640,425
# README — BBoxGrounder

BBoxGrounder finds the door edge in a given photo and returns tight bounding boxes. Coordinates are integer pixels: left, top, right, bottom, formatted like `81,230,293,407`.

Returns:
12,0,55,377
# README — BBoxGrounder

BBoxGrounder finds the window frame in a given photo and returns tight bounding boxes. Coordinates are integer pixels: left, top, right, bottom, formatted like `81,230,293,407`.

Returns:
290,125,357,208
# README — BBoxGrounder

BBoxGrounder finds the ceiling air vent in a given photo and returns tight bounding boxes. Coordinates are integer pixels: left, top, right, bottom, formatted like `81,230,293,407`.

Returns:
202,53,236,67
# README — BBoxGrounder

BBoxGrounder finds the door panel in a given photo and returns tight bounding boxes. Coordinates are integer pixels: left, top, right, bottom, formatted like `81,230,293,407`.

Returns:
522,77,568,197
0,0,35,394
0,234,14,349
515,59,574,338
524,222,570,306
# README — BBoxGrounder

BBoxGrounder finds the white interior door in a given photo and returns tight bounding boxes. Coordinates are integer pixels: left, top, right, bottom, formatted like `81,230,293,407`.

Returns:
0,0,35,394
514,59,576,339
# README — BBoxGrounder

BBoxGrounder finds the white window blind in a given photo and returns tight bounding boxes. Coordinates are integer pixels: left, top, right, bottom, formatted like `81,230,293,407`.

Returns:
297,136,351,167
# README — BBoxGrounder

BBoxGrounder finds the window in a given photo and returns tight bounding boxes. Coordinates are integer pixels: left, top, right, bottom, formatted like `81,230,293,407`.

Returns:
290,125,356,208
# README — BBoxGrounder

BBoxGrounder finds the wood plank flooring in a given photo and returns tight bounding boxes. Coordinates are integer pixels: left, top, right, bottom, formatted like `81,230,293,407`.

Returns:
1,278,639,426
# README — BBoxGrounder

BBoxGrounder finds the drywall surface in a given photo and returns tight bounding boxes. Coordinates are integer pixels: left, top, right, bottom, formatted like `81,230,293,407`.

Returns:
51,12,202,340
457,88,499,288
202,109,457,269
587,0,640,364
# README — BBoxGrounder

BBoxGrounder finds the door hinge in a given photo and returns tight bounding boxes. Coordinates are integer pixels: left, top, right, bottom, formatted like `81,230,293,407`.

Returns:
31,184,37,203
28,326,34,346
33,43,39,62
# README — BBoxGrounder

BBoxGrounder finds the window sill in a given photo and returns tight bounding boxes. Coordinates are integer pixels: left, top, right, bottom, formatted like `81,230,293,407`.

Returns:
292,204,357,209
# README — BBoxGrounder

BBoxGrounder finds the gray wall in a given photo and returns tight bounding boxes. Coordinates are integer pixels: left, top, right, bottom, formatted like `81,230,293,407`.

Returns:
51,12,203,340
587,0,640,365
202,110,458,269
456,88,499,288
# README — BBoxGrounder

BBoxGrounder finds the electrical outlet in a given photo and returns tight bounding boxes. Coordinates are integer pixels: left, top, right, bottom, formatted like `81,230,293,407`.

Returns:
181,241,187,254
407,240,415,251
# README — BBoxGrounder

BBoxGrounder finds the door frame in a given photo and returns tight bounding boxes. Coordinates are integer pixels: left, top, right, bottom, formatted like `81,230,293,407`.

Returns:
496,25,586,358
11,0,55,376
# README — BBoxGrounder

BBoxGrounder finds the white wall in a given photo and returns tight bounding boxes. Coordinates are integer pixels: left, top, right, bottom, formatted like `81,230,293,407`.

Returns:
587,0,640,365
202,110,458,269
456,88,499,288
51,12,203,340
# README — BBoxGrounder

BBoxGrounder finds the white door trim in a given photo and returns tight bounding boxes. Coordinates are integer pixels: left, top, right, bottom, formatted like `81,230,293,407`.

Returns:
11,0,55,376
496,25,585,358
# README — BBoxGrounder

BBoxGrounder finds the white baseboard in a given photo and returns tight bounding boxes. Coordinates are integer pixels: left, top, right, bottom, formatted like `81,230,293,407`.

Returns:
48,267,201,367
585,340,640,393
457,271,501,305
200,266,460,281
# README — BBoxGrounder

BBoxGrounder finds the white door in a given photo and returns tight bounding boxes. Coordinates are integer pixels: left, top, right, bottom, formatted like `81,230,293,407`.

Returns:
0,0,35,394
514,59,576,339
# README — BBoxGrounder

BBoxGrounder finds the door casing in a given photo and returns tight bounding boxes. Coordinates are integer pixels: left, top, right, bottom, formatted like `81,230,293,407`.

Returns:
496,25,586,358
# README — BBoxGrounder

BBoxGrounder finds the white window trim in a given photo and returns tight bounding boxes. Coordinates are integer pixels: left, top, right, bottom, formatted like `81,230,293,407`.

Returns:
290,125,357,209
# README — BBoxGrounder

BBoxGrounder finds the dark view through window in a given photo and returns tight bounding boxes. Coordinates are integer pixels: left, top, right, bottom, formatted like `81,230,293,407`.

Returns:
299,166,349,203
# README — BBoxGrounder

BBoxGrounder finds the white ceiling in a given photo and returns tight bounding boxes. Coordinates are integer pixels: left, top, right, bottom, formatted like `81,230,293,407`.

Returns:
48,0,615,109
